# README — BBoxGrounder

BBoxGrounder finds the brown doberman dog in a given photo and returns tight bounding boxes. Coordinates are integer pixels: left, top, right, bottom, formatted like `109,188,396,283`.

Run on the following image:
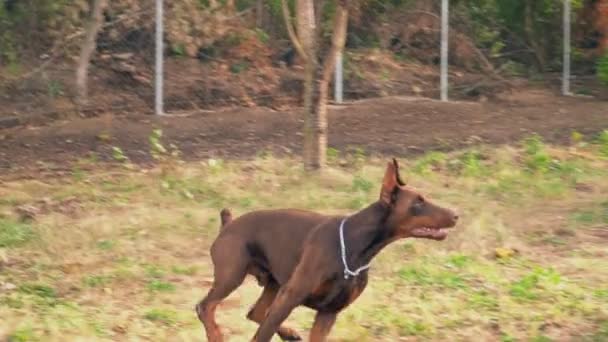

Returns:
196,159,459,341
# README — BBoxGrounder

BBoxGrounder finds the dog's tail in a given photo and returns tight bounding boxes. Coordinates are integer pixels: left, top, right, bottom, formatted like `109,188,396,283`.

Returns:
220,208,232,228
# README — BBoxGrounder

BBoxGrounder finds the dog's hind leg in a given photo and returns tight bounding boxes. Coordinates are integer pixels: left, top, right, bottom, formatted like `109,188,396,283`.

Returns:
196,242,248,342
247,283,302,341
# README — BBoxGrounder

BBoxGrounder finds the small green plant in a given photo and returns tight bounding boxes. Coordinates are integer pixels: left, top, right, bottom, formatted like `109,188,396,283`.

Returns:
570,201,608,226
144,264,165,278
509,267,561,301
47,80,63,98
593,289,608,300
111,146,128,162
352,147,366,163
500,334,517,342
522,135,552,173
589,321,608,342
531,335,553,342
352,175,373,192
412,151,446,174
446,254,472,268
96,239,115,250
83,275,112,288
170,44,186,56
18,283,57,298
597,53,608,86
149,129,180,161
0,219,34,248
8,326,35,342
147,280,176,293
467,291,499,310
171,265,198,276
230,61,250,74
144,308,177,325
347,197,367,210
597,130,608,158
149,129,167,159
398,266,466,289
448,150,486,177
1,295,25,309
326,147,340,162
224,33,244,47
254,28,269,43
396,320,430,336
571,131,584,146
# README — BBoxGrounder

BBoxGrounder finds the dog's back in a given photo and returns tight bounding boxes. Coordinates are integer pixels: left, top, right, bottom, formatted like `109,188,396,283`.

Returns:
212,208,329,285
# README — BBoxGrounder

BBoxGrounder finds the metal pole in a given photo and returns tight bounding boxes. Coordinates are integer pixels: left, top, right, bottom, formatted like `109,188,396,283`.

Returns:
335,52,343,104
155,0,164,115
562,0,571,96
440,0,449,102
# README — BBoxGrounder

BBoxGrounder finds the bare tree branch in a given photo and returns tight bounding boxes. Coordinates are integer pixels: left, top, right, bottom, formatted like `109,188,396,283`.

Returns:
10,8,153,81
76,0,108,104
319,0,349,85
281,0,308,61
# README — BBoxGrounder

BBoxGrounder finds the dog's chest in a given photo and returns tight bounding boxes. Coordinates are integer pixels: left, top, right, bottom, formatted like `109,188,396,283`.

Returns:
303,273,368,312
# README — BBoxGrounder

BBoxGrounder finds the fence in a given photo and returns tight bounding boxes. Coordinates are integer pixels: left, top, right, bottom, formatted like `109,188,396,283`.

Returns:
0,0,602,124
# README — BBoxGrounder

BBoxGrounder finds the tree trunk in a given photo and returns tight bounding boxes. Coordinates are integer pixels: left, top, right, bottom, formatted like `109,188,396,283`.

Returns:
597,0,608,52
226,0,236,14
296,0,319,169
256,0,265,28
314,0,326,42
524,0,545,71
281,0,349,170
76,0,107,106
309,1,349,169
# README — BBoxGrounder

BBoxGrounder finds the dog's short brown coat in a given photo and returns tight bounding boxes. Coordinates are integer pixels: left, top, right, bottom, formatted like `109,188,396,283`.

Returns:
197,159,458,341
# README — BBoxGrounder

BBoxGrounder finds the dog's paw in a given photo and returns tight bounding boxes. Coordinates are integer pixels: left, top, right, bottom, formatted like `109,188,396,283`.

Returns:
278,328,302,341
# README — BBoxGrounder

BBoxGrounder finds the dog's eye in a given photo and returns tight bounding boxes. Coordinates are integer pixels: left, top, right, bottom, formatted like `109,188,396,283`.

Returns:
411,196,425,215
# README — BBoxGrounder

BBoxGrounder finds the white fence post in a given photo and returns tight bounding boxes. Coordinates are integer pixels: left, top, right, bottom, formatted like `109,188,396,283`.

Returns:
155,0,164,115
334,52,344,104
562,0,571,96
440,0,449,102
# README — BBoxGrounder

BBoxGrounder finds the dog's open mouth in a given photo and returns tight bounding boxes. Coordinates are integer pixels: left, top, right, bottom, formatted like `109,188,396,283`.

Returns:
411,227,451,240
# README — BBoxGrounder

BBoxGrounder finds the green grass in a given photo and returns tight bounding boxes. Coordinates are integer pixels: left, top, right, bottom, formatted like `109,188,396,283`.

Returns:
0,219,34,248
83,275,112,288
18,283,57,299
398,265,467,289
143,308,178,325
147,280,176,293
508,267,562,301
1,138,607,341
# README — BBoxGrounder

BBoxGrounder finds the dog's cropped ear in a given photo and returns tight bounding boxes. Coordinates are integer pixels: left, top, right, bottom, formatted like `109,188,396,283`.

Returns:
380,158,404,205
393,158,405,186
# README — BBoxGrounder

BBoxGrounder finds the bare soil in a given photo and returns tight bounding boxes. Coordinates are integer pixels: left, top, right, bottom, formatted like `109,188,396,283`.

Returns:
1,88,606,179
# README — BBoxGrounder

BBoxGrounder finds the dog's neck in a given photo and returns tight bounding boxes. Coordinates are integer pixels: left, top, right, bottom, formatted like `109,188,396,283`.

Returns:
341,202,395,271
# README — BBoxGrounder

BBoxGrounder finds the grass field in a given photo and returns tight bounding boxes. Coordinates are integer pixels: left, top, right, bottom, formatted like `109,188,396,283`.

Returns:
1,132,608,341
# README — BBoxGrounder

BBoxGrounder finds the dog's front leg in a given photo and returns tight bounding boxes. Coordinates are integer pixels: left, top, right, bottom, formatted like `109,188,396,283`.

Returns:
251,281,310,342
309,311,337,342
